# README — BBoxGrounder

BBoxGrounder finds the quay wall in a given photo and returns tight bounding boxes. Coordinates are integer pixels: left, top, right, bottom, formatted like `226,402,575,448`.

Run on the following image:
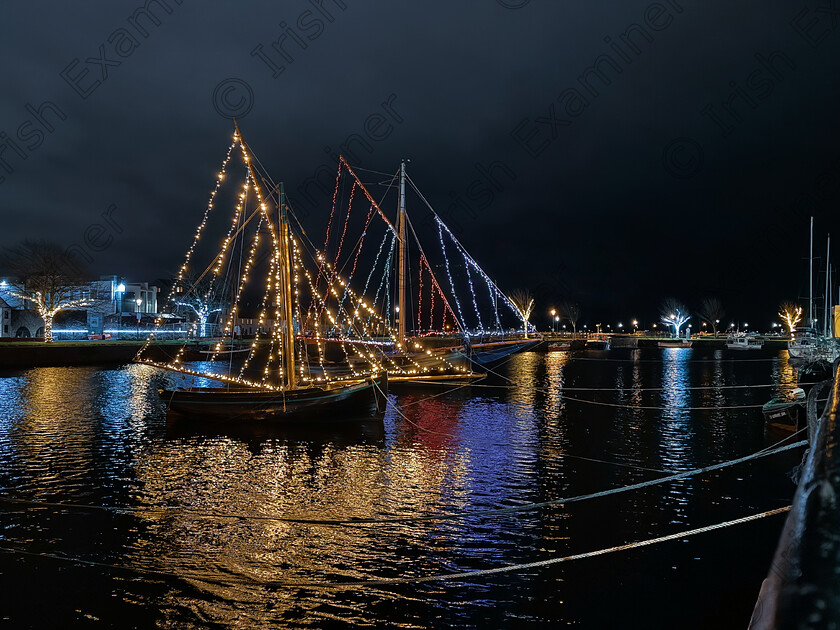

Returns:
749,362,840,628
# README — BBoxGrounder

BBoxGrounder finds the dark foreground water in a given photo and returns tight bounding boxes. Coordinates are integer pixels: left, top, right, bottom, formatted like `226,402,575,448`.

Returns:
0,347,807,629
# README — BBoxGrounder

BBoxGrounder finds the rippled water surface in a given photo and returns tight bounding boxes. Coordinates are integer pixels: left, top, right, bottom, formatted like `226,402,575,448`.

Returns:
0,347,806,628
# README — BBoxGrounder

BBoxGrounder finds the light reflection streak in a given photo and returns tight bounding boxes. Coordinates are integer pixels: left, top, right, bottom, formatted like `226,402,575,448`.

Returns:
658,347,694,521
543,350,570,418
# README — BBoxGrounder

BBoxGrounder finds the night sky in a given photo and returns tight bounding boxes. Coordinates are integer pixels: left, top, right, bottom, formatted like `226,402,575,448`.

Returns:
2,1,839,330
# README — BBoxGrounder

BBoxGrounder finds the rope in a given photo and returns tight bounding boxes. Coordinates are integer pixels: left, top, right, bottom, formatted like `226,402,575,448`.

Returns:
560,395,766,411
298,506,791,588
0,440,807,526
571,356,783,363
445,351,810,411
442,382,813,393
0,506,791,590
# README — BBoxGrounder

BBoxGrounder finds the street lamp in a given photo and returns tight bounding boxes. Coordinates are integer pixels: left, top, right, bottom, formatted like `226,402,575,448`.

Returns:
550,309,556,333
116,283,126,315
555,315,560,332
136,298,142,338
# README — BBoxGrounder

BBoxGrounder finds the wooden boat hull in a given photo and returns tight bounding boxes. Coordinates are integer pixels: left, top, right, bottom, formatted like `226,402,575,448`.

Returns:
388,371,486,392
548,342,571,351
467,338,542,364
658,341,693,348
159,374,387,421
762,400,803,431
586,341,610,350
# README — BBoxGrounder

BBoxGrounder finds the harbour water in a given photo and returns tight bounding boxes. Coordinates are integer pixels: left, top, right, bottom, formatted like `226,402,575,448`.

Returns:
0,347,806,628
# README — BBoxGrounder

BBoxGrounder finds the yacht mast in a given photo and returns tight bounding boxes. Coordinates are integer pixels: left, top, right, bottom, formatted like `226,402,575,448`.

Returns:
810,216,814,328
826,233,831,337
279,182,297,389
397,160,407,342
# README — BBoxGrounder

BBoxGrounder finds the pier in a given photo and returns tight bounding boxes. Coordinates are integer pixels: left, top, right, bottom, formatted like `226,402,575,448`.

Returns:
750,359,840,628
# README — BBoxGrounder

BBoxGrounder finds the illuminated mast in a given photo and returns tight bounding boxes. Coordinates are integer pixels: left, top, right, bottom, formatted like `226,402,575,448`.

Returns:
397,160,407,343
279,182,297,389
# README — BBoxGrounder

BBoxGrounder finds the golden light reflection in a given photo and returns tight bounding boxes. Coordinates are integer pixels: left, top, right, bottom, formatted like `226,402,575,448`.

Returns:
544,349,570,418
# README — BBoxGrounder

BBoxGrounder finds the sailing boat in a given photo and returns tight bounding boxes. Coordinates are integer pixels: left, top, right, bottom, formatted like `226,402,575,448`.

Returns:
788,220,838,364
390,160,542,369
137,128,387,421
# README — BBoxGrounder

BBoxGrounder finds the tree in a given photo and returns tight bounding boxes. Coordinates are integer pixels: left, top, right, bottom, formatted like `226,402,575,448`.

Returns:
509,289,535,338
697,297,725,337
172,276,226,338
660,298,691,338
560,301,581,335
779,301,802,334
0,240,93,343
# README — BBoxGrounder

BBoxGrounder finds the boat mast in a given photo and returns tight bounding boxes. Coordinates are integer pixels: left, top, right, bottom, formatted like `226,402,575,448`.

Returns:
826,233,831,337
397,160,407,343
279,182,297,389
810,216,814,329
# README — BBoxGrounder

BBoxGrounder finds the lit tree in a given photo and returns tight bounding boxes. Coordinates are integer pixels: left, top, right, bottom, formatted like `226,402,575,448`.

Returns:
778,301,802,334
172,278,225,338
560,301,581,335
697,297,725,337
509,289,535,338
660,298,691,338
0,240,93,343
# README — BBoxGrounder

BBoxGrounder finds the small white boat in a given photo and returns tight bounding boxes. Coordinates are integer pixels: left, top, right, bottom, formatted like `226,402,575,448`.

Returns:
788,327,819,360
585,333,610,350
726,334,764,350
658,339,692,348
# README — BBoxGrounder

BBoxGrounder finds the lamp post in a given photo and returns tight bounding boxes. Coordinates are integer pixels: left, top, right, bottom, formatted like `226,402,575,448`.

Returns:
550,309,556,333
555,315,560,333
136,298,142,339
114,283,126,339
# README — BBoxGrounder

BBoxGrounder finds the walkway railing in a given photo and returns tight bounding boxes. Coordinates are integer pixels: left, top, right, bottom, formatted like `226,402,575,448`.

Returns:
749,358,840,629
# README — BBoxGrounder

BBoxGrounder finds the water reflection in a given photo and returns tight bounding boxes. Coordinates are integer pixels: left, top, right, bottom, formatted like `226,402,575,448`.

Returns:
0,355,809,629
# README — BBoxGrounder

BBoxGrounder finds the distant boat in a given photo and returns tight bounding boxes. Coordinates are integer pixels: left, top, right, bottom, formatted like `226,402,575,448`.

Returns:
726,334,764,350
762,387,806,431
586,333,610,350
160,375,388,421
465,337,543,364
658,339,692,348
788,327,820,360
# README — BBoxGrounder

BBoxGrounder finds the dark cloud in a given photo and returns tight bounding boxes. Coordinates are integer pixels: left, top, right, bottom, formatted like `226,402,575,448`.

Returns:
1,0,839,328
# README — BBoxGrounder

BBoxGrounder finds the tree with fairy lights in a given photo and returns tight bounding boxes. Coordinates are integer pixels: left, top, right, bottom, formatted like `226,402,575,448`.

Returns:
660,298,691,338
778,301,802,334
0,240,94,343
510,289,535,338
172,275,227,338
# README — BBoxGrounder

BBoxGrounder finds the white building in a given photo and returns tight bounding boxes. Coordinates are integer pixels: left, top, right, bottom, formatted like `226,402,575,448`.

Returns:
0,297,11,338
89,276,159,315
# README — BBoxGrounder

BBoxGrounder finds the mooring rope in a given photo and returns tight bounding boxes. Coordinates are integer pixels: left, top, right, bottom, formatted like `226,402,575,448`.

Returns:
295,506,792,588
0,506,792,589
